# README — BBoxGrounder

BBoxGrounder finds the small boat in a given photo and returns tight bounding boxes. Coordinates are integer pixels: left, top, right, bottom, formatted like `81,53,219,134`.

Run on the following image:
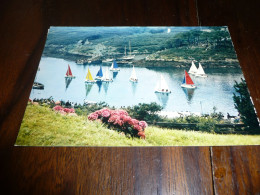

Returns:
102,58,114,63
155,74,171,93
95,66,103,81
85,68,96,83
32,82,44,90
102,68,113,82
129,65,138,82
181,70,196,89
65,64,76,78
110,60,120,72
195,63,208,77
188,61,198,75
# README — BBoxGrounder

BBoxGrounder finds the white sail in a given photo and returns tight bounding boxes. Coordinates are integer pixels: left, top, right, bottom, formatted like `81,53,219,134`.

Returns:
197,63,206,75
102,68,112,81
155,75,171,93
160,75,169,90
195,63,207,77
188,61,198,74
130,66,137,81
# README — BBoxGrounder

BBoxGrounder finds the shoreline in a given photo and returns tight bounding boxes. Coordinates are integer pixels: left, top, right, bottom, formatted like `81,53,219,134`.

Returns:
42,54,240,69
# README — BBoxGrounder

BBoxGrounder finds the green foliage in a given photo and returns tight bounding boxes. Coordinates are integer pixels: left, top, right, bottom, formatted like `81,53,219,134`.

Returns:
127,102,163,122
233,79,259,129
16,104,260,146
74,102,111,116
196,117,217,133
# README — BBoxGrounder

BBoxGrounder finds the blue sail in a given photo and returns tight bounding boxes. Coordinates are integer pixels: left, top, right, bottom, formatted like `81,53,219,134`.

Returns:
96,66,103,77
182,76,186,84
113,60,118,68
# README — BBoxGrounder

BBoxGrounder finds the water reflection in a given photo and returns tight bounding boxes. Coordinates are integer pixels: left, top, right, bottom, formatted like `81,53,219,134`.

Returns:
113,72,118,79
96,81,102,93
131,82,137,95
182,88,195,104
102,82,109,94
85,83,94,97
155,93,169,108
65,78,73,90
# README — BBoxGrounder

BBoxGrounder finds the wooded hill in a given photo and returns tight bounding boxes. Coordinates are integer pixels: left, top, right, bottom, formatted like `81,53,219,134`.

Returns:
43,27,239,68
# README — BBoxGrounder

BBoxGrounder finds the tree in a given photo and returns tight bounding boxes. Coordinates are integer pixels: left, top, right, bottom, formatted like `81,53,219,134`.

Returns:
233,79,259,129
127,102,163,122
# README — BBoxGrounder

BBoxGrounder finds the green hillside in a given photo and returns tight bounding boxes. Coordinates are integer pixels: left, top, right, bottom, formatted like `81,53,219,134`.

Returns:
43,27,239,68
15,104,260,146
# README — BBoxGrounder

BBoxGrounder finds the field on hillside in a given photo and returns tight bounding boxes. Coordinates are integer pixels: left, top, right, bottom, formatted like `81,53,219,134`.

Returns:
15,105,260,146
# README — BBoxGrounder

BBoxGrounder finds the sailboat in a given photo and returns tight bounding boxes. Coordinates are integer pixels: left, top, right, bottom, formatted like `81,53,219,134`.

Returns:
65,64,76,78
129,65,138,82
95,66,103,81
154,74,171,93
85,68,96,83
102,67,113,82
120,41,135,60
195,63,208,77
181,70,196,89
188,61,198,75
110,60,120,72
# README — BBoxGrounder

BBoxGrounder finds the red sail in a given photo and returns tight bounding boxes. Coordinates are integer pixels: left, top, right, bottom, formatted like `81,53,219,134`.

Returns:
66,65,73,76
185,70,194,85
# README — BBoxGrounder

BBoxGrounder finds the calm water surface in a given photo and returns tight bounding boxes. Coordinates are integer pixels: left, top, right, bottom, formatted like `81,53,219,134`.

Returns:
31,57,244,115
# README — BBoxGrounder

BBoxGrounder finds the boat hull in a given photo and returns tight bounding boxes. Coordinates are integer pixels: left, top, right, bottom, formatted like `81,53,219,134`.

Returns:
155,90,171,94
110,68,120,72
181,84,196,89
32,82,44,90
95,76,103,81
129,78,138,82
102,79,113,82
195,74,208,78
65,76,76,78
85,80,96,83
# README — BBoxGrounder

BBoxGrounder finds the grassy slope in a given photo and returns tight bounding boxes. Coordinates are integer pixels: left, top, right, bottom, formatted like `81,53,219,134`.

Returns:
15,105,260,146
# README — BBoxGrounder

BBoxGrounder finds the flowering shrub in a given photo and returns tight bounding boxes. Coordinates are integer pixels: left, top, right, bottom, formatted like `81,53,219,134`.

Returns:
53,105,75,115
88,108,147,139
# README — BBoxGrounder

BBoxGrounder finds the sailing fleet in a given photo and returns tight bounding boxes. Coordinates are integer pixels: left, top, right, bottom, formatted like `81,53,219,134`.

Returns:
65,60,208,94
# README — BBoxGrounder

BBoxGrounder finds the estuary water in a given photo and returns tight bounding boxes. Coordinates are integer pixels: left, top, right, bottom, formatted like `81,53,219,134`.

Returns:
31,57,244,115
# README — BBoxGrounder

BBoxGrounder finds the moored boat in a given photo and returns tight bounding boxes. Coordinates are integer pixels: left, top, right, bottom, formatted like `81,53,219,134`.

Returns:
32,82,44,90
181,70,196,89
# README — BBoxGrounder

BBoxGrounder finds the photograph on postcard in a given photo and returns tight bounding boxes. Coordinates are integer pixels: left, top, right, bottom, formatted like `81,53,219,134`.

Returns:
15,26,260,146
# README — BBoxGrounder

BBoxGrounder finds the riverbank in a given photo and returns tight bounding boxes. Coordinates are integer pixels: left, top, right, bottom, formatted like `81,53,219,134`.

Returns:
42,53,240,69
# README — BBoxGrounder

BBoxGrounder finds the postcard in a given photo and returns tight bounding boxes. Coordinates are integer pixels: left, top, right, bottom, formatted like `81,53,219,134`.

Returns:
15,26,260,146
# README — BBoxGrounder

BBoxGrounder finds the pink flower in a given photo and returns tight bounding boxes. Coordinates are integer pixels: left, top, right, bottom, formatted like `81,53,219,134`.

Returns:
114,118,124,126
88,113,98,121
101,110,110,118
108,115,118,123
139,121,148,129
122,115,132,123
133,124,142,131
63,108,70,113
129,119,139,126
53,105,63,111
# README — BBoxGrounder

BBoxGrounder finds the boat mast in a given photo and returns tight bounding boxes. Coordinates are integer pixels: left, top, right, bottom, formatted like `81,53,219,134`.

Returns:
129,41,131,56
